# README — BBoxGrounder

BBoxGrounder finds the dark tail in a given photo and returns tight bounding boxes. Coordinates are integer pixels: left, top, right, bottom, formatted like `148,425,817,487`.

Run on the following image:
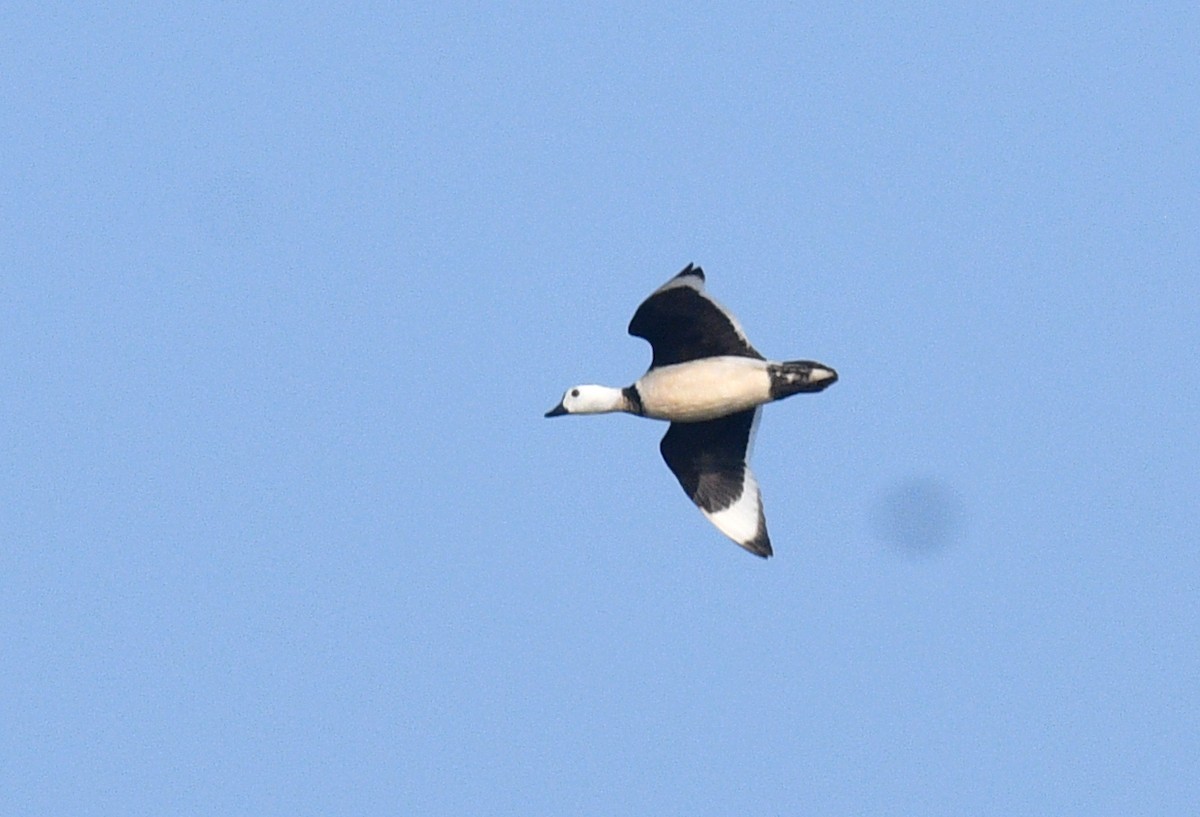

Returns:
768,360,838,400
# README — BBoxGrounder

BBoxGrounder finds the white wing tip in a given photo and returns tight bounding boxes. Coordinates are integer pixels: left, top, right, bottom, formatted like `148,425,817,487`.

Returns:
701,472,771,557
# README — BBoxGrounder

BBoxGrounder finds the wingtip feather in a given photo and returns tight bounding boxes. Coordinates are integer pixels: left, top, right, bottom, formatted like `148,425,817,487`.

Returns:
739,534,773,558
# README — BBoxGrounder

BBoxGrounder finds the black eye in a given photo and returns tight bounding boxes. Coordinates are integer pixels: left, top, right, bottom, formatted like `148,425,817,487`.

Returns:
570,389,580,397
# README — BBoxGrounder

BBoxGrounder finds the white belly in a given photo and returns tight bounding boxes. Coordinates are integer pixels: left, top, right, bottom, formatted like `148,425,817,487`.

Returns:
636,357,773,422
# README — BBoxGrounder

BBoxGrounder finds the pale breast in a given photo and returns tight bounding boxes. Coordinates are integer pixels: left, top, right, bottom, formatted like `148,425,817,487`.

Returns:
636,357,773,422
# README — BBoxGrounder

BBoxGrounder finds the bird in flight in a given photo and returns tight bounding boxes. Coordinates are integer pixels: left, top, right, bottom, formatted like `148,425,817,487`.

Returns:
545,264,837,557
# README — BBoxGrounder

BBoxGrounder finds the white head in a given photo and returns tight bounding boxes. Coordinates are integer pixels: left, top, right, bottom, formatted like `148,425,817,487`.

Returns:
544,384,627,417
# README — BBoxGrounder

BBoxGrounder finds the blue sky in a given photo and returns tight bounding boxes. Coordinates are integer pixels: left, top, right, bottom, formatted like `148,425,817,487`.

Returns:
3,4,1198,815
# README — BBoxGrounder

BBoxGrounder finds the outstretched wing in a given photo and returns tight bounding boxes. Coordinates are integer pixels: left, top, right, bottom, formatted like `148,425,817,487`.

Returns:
628,264,764,369
658,408,771,557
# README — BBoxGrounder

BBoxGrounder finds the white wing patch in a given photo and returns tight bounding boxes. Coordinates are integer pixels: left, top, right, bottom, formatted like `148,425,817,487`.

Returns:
650,267,705,292
701,468,764,548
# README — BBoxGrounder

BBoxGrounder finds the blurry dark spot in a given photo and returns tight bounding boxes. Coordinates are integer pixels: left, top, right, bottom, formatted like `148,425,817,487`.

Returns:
872,476,964,556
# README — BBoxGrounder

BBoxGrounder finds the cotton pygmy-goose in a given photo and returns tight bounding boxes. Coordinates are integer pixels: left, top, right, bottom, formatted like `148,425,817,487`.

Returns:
545,264,838,558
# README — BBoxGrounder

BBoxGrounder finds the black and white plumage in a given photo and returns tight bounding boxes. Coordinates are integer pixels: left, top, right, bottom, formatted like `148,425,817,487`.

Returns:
545,264,837,558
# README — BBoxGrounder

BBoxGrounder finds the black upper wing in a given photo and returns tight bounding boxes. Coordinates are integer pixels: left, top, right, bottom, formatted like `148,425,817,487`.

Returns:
628,264,763,369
